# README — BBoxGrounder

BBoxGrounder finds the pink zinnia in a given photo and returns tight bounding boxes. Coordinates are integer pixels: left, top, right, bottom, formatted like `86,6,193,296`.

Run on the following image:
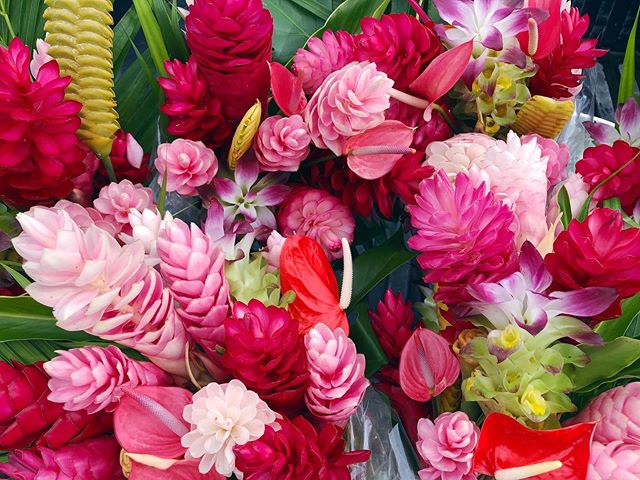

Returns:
155,139,219,196
254,115,311,172
277,188,354,261
304,61,393,156
293,30,356,94
408,171,518,306
93,180,155,235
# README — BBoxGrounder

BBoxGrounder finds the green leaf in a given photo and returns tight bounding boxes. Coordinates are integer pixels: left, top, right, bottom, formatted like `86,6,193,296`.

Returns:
133,0,170,76
349,302,388,376
0,263,31,289
113,6,141,75
618,6,640,104
595,293,640,341
290,0,332,18
1,0,46,49
158,168,168,216
151,0,189,61
0,339,69,363
602,197,622,212
313,0,389,37
572,337,640,392
556,185,572,229
625,312,640,338
0,296,95,343
349,230,418,308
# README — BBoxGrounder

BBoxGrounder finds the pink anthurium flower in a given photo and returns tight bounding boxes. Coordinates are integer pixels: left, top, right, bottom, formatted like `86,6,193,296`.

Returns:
399,328,460,402
269,62,307,116
474,413,596,480
517,0,563,58
467,241,617,335
346,120,416,180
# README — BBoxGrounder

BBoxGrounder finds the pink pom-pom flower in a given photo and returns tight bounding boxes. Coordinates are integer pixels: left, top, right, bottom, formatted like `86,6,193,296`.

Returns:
304,323,369,425
44,345,171,414
416,412,479,480
254,115,311,172
155,139,219,197
277,187,354,261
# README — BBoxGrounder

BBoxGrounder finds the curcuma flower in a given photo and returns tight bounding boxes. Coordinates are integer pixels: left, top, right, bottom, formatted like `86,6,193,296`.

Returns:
181,379,277,476
467,241,617,334
212,156,289,237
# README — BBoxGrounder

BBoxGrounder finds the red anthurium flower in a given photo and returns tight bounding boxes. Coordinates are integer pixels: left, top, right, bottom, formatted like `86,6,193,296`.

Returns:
269,62,307,116
346,120,415,180
517,0,562,59
474,413,596,480
279,235,348,334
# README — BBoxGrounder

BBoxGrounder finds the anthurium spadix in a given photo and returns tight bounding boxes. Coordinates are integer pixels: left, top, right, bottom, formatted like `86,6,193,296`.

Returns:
473,413,596,480
269,62,307,116
517,0,563,59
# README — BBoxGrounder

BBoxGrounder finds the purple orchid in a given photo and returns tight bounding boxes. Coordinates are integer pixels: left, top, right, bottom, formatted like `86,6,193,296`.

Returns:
432,0,548,52
212,155,290,239
467,242,617,334
204,200,256,261
584,97,640,147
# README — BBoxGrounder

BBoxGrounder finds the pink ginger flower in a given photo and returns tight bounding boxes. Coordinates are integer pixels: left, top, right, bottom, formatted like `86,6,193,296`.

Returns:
304,61,393,156
293,30,356,94
565,382,640,445
44,345,171,414
29,39,52,78
370,289,416,366
155,139,218,196
264,230,285,270
408,171,518,306
480,132,550,247
416,412,479,480
181,379,277,476
157,217,229,352
522,134,570,190
277,188,354,261
52,199,105,231
588,441,640,480
424,133,497,182
304,323,369,425
119,209,174,267
93,180,155,235
0,436,125,480
254,115,311,172
12,207,146,331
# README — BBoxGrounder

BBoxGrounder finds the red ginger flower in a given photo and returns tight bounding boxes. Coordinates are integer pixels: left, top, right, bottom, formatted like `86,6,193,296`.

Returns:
408,171,518,306
159,57,231,147
370,289,416,366
529,7,607,99
0,38,85,207
354,13,442,89
223,299,308,415
576,140,640,209
185,0,273,123
0,435,125,480
546,208,640,318
0,361,112,450
234,416,370,480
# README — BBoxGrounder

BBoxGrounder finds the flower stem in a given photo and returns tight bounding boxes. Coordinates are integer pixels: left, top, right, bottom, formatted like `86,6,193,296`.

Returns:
431,103,457,132
0,0,16,40
97,151,117,183
389,88,457,132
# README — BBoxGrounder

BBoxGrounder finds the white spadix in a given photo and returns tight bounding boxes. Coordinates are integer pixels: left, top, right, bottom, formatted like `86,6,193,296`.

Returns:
339,238,352,310
495,460,563,480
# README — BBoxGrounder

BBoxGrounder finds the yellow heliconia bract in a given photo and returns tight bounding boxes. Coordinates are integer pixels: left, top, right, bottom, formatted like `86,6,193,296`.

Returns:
44,0,120,159
228,100,262,170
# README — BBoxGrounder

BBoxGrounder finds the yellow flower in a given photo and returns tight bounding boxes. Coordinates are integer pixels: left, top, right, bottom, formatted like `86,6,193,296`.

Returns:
498,325,521,350
521,385,548,419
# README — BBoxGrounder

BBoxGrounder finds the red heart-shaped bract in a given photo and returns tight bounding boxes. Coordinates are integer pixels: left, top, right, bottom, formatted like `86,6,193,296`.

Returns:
517,0,562,59
280,235,348,334
473,413,596,480
130,459,218,480
269,62,307,116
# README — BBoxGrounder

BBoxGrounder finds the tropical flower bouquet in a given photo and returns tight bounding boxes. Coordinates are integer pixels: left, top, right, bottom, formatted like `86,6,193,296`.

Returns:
0,0,639,478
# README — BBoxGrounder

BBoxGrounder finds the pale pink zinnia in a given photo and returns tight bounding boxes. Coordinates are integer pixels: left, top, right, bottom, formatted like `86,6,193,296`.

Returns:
305,61,393,156
155,139,219,196
93,179,155,235
254,115,311,172
293,30,356,94
424,132,496,181
181,379,277,476
44,345,171,414
304,323,369,425
277,188,354,261
416,412,479,480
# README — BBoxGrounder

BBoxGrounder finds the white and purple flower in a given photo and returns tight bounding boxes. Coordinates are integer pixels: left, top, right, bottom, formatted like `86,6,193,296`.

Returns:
584,97,640,147
467,241,617,334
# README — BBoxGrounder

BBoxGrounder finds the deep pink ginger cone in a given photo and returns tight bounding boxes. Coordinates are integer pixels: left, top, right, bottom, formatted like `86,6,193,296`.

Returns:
370,289,416,366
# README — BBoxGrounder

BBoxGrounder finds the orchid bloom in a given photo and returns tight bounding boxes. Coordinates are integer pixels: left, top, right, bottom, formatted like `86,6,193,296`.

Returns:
204,199,256,261
432,0,548,52
467,242,617,334
474,413,596,480
584,97,640,147
212,156,289,237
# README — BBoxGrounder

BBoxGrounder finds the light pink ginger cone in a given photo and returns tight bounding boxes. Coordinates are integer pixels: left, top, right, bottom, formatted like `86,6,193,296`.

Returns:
157,217,229,353
588,441,640,480
44,345,172,414
565,382,640,445
304,323,369,425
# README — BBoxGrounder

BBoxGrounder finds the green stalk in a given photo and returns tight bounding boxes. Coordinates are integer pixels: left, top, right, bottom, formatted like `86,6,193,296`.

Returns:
0,0,15,40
